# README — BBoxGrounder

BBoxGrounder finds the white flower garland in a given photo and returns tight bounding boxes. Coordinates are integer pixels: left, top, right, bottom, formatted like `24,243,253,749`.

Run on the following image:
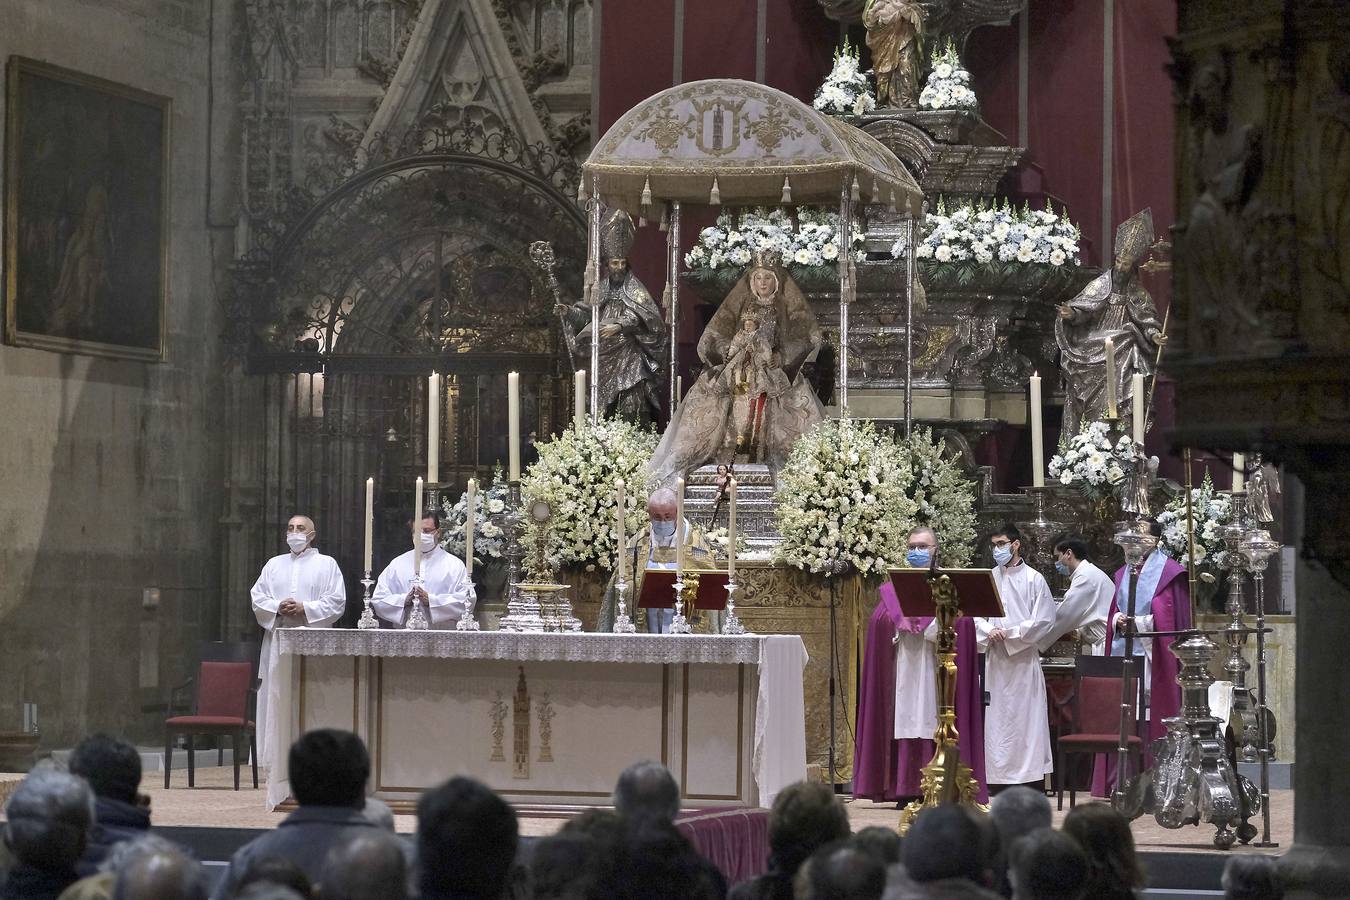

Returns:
684,207,864,273
893,197,1082,267
813,40,877,117
1047,420,1140,501
919,40,978,111
520,417,659,573
775,419,918,576
441,468,511,563
897,427,979,567
1156,472,1231,570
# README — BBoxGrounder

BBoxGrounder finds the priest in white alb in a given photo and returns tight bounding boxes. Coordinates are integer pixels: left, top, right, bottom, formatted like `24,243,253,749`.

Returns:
251,515,346,767
1039,532,1116,654
371,509,475,628
978,523,1057,790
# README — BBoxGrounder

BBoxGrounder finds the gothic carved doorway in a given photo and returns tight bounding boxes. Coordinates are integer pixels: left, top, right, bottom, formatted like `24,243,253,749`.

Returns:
224,145,584,629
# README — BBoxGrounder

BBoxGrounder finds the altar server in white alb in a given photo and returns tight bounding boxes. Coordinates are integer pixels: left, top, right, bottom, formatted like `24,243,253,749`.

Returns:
372,510,475,628
978,522,1057,789
252,515,347,767
1039,532,1117,654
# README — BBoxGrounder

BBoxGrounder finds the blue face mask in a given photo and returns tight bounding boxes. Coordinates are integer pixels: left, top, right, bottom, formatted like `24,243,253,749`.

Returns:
651,520,677,541
993,545,1014,567
905,548,932,568
1054,560,1069,576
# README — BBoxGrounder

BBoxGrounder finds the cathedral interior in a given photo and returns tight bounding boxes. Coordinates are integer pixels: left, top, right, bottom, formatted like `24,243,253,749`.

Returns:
1,0,1348,890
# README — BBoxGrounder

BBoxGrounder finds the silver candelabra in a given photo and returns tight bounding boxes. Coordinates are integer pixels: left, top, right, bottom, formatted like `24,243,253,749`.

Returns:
670,576,692,634
357,572,379,630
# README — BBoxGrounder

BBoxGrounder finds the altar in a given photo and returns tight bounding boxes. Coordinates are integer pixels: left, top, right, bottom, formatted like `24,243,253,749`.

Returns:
266,630,808,812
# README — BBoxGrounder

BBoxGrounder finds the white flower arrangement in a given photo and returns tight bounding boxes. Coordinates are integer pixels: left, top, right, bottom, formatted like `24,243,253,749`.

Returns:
813,40,877,117
919,40,978,111
684,207,865,273
1156,472,1231,570
893,197,1082,268
1047,420,1140,501
520,417,659,573
775,419,919,576
441,468,511,564
896,428,979,567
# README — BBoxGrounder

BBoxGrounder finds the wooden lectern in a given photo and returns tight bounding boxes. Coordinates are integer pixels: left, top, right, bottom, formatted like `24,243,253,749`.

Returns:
638,570,730,610
888,568,1005,830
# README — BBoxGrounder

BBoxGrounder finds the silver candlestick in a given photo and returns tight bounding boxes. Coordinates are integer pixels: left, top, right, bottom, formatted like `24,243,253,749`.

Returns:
1220,491,1260,761
405,574,430,630
456,583,481,631
613,571,636,633
1241,526,1280,847
721,579,746,635
357,572,379,630
670,577,692,634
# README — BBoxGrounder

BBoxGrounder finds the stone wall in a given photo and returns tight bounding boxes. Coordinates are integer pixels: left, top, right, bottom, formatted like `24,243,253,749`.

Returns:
0,0,229,751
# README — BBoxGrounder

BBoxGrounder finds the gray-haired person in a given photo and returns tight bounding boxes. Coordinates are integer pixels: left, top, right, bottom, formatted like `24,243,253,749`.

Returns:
0,769,95,900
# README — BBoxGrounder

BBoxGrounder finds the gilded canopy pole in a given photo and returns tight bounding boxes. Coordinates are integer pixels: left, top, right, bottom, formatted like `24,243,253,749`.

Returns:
587,181,602,424
904,201,918,437
669,201,681,414
838,178,853,416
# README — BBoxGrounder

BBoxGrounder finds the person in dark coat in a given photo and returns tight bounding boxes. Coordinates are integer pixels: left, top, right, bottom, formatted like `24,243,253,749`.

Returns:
66,734,154,877
212,730,379,900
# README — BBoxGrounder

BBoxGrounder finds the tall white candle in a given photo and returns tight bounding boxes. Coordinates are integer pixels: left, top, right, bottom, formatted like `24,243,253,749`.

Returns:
465,478,476,575
507,372,521,480
615,478,626,573
1132,373,1146,446
574,369,586,431
676,375,683,405
1232,453,1246,492
1104,338,1118,417
413,476,424,577
1030,373,1044,488
364,477,374,573
676,477,685,576
427,373,441,483
728,477,738,581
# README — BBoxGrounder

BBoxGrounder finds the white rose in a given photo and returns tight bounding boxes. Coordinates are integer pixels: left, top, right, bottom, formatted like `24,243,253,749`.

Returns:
934,244,953,262
935,63,953,79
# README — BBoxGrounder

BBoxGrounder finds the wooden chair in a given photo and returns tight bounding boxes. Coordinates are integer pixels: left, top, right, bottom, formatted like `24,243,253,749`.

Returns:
163,642,259,790
1055,654,1145,810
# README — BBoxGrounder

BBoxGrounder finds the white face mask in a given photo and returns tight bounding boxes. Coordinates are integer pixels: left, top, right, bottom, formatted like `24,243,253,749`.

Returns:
418,532,438,552
286,532,310,553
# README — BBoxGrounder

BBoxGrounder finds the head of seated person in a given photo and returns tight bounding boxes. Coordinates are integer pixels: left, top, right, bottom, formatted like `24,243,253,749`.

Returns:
289,729,369,809
613,760,681,825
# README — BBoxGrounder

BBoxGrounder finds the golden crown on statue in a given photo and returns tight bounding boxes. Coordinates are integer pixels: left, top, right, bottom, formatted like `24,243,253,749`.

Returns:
750,249,781,269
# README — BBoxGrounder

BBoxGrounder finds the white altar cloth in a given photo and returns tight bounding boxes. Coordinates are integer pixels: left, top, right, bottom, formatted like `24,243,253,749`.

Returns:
267,630,807,811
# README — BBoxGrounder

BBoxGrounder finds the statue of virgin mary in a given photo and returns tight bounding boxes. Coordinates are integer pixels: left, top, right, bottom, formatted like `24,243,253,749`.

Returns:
649,252,825,487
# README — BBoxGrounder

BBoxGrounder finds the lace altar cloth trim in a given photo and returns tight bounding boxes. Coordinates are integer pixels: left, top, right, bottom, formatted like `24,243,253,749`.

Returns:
277,628,767,665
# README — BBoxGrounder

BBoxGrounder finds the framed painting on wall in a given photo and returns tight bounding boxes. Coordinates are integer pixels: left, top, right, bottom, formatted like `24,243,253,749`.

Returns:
4,56,170,362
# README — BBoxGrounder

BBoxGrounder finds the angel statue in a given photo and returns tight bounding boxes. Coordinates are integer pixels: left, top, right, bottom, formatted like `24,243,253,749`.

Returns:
559,208,666,425
649,251,825,487
1055,208,1167,444
863,0,925,108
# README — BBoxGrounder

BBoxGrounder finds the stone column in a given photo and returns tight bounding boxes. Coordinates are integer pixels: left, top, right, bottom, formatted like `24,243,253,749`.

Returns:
1282,466,1350,899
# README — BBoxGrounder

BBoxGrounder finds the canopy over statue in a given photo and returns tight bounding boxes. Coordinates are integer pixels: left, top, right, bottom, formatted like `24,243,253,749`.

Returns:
649,253,825,487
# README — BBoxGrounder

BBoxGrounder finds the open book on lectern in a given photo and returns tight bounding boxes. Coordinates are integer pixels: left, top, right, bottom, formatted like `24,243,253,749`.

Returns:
886,568,1006,619
637,570,731,610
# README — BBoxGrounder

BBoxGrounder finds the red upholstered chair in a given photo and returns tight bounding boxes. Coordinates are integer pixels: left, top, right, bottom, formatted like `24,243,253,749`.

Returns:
1055,654,1144,810
164,660,258,790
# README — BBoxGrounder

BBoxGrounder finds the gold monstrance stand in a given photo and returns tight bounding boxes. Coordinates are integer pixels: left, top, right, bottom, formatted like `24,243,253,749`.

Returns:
899,574,986,831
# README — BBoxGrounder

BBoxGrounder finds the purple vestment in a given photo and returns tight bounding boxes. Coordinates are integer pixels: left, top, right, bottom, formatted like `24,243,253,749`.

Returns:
1091,554,1189,796
854,582,988,803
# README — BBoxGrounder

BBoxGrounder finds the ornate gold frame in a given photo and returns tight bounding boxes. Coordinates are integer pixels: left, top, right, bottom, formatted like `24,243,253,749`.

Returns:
4,57,170,362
